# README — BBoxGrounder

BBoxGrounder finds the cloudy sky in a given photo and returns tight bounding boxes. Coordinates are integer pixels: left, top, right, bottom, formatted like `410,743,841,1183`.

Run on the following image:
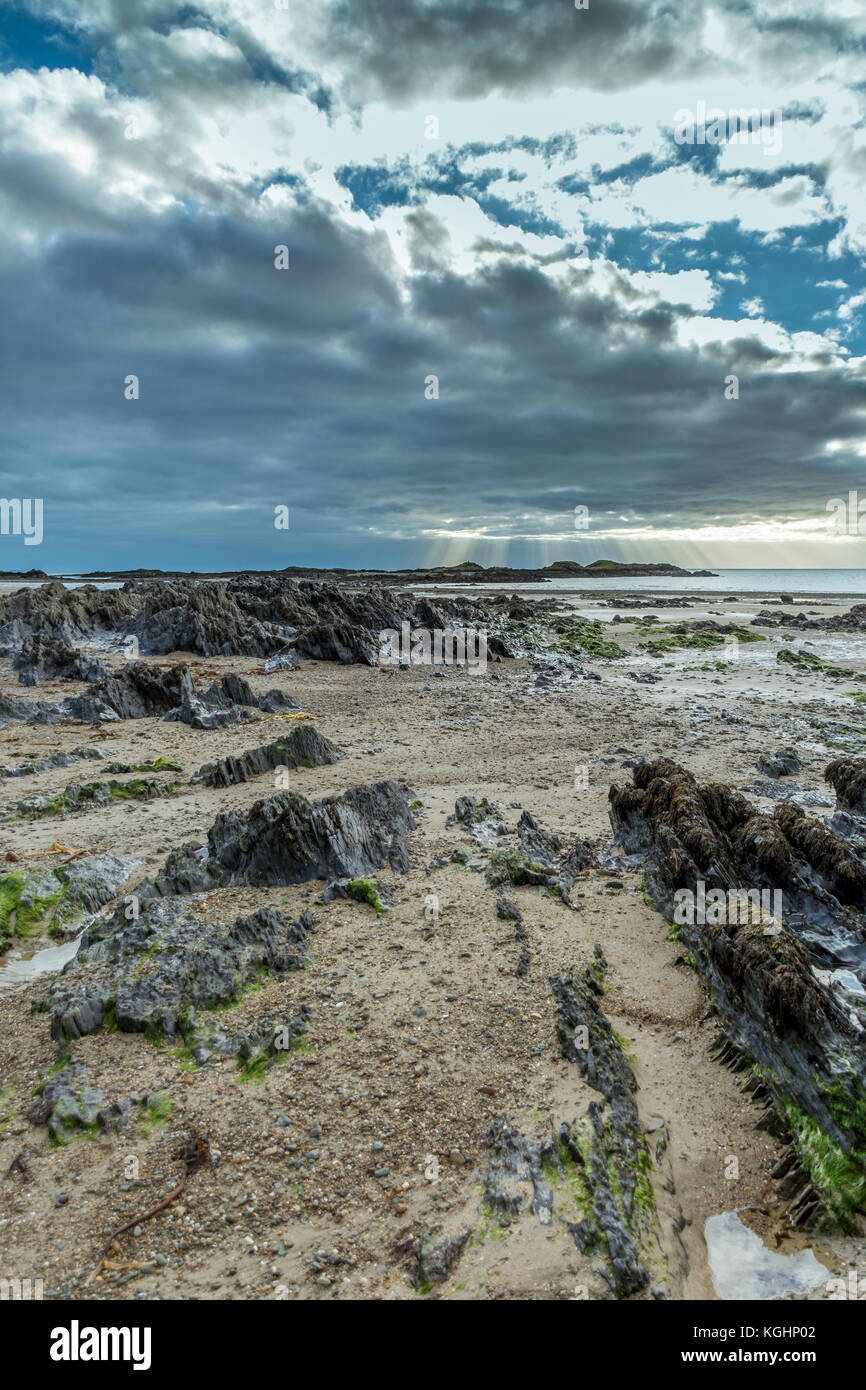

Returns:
1,0,866,572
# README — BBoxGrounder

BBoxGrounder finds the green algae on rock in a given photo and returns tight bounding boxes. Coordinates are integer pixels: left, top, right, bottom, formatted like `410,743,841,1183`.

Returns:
7,776,181,821
0,856,139,953
191,725,340,788
778,648,866,680
552,615,626,660
609,757,866,1231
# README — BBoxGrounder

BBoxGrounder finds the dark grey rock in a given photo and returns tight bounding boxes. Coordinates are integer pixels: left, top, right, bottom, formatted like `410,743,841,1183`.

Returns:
192,725,340,788
43,903,314,1043
757,747,802,778
393,1227,471,1287
0,744,105,778
609,757,866,1229
13,635,106,686
206,780,415,886
550,964,652,1297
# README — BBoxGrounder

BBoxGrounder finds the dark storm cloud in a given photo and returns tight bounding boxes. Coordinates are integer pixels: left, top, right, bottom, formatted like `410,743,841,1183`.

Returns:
311,0,713,102
3,0,866,569
2,170,864,570
739,5,866,57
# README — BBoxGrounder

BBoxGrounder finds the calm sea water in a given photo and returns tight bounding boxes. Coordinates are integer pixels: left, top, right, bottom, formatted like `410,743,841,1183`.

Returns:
423,569,866,598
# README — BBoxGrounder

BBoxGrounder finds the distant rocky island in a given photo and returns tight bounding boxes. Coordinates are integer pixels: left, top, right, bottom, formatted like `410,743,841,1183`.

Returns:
0,559,716,585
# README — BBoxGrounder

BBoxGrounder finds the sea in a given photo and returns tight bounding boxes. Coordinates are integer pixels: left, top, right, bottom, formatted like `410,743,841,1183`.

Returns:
421,569,866,599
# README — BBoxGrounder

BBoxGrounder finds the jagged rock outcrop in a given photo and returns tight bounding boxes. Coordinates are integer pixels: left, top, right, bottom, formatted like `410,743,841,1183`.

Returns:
609,758,866,1230
43,903,313,1042
64,662,197,722
454,795,497,825
12,635,106,686
0,661,298,729
0,855,139,951
58,779,414,955
59,856,141,918
609,759,866,962
124,580,282,657
264,650,300,671
0,576,512,676
754,605,866,633
826,758,866,816
476,958,659,1298
294,622,379,665
28,1071,169,1142
28,1064,108,1143
0,581,136,647
211,673,295,715
757,748,802,778
9,775,179,820
0,691,64,727
1,653,298,727
192,725,341,787
497,897,530,976
186,1005,313,1069
392,1228,471,1288
549,959,654,1297
482,1119,555,1223
485,811,595,899
120,575,494,664
162,672,297,729
207,780,415,886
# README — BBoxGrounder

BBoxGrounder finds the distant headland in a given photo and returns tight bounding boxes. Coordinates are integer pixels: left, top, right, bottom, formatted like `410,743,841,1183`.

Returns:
0,559,717,584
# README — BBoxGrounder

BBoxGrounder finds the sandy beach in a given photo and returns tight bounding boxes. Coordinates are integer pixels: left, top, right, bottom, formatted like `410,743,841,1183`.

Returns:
1,578,865,1302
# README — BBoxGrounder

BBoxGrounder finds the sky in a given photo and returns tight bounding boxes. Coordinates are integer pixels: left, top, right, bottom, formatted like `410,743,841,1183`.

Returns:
1,0,866,572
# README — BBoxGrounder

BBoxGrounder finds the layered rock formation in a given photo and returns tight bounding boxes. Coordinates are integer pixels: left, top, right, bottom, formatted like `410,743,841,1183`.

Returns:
609,758,866,1230
41,781,415,1043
